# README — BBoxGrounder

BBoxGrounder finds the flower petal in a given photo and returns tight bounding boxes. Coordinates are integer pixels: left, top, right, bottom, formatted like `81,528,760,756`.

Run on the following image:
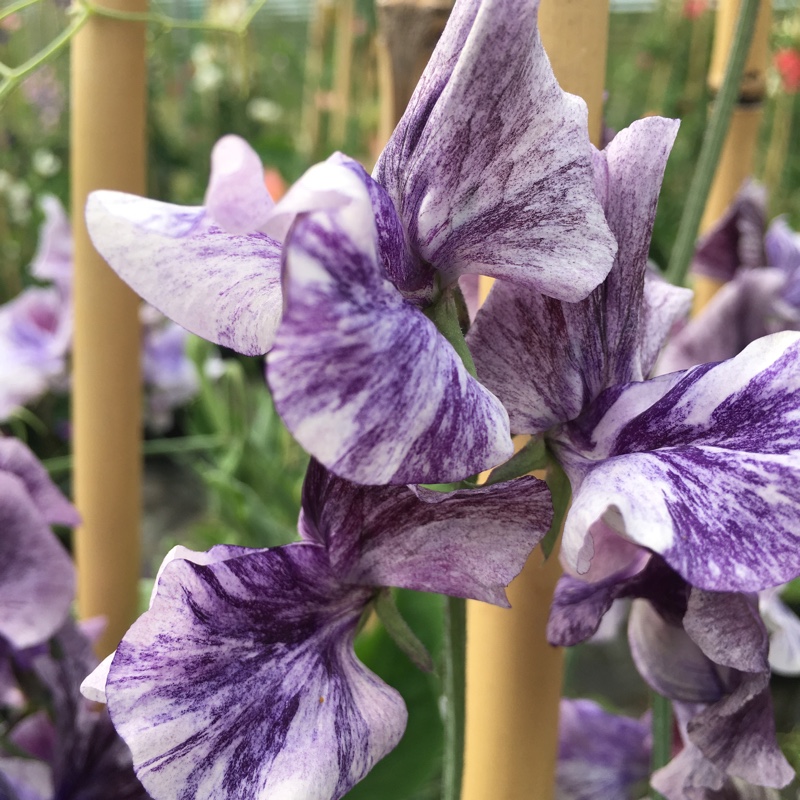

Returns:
267,168,513,485
29,195,72,290
556,332,800,591
468,118,680,434
203,135,274,234
759,586,800,676
300,460,550,606
105,544,406,800
765,216,800,274
374,0,616,300
86,191,282,355
0,473,75,649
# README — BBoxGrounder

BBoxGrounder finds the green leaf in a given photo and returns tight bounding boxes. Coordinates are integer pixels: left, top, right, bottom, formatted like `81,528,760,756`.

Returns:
541,456,571,560
374,589,435,673
485,436,547,485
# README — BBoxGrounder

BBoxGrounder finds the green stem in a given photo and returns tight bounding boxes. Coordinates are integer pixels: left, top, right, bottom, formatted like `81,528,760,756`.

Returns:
650,692,673,800
0,0,45,22
442,595,466,800
43,434,228,476
425,290,477,378
665,0,762,287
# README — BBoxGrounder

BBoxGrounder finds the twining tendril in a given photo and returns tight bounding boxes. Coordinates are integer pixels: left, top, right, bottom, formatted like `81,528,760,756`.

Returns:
0,0,269,105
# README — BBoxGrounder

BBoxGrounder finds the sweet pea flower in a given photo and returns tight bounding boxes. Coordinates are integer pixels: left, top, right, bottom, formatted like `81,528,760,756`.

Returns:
0,437,78,650
659,211,800,373
85,0,616,486
556,699,651,800
548,560,794,795
81,460,551,799
0,622,149,800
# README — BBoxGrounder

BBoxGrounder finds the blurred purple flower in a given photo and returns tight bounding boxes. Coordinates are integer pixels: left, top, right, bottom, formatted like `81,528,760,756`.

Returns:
556,698,650,800
20,67,65,133
82,460,552,799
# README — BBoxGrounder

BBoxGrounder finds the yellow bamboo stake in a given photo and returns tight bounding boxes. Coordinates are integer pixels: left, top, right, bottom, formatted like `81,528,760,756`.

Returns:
71,0,146,656
330,0,355,146
462,4,609,799
694,0,771,312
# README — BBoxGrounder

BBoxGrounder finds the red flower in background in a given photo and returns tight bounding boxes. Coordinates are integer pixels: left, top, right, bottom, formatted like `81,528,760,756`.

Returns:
776,48,800,94
683,0,708,20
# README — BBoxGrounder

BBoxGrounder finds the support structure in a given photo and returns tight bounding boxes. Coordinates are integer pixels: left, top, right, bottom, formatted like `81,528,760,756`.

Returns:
71,0,146,656
694,0,771,311
462,3,609,798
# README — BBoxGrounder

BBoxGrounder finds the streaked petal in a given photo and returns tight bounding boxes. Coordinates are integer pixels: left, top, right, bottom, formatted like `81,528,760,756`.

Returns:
0,473,75,649
300,460,550,606
374,0,616,300
691,181,767,282
759,586,800,675
557,332,800,591
106,544,405,800
268,171,512,485
86,191,281,355
468,118,680,434
204,135,274,234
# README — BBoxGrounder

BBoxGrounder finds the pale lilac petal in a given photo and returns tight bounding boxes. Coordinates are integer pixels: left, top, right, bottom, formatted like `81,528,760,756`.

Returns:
106,544,406,800
0,473,75,649
0,438,79,526
267,170,512,485
468,118,679,434
692,181,767,282
0,758,53,800
374,0,616,300
0,355,49,422
656,269,788,373
81,653,113,704
628,601,727,704
556,332,800,591
86,191,282,355
765,216,800,273
203,135,274,234
300,460,550,606
30,195,72,289
556,699,650,800
759,586,800,675
639,269,693,376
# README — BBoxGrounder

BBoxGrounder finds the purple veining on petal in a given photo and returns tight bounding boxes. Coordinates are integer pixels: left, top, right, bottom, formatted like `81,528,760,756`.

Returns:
555,332,800,591
86,191,282,355
691,181,767,282
299,460,550,606
105,544,406,800
204,135,275,235
556,699,651,800
267,171,512,485
375,0,616,300
468,118,683,436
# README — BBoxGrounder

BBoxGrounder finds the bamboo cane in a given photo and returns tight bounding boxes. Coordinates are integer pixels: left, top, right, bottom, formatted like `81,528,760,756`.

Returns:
71,0,146,656
330,0,355,146
462,4,609,799
693,0,771,312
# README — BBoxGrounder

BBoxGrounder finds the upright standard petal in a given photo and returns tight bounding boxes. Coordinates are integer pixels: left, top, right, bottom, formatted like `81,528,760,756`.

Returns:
0,473,75,649
267,167,512,485
299,460,551,606
556,332,800,592
86,191,282,355
105,545,406,800
374,0,616,300
468,118,683,434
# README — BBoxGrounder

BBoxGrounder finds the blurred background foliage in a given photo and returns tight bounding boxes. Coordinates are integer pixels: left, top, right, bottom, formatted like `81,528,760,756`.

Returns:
1,0,800,797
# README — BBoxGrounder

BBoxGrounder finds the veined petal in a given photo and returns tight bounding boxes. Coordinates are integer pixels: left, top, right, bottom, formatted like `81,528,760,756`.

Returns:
468,118,680,434
299,460,550,606
86,191,281,355
374,0,616,300
759,586,800,675
557,332,800,592
267,173,512,485
105,544,406,800
0,473,75,649
204,135,274,234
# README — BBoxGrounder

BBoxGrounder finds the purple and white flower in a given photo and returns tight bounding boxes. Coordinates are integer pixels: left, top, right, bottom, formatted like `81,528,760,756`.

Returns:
85,0,617,485
82,460,552,799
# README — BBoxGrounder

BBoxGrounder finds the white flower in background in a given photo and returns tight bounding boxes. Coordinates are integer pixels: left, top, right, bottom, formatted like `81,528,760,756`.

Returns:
246,97,283,125
190,43,224,94
32,149,62,178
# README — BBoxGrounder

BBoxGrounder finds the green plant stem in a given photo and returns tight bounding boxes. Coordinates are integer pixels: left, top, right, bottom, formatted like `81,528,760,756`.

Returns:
665,0,762,287
442,595,466,800
0,0,45,22
43,434,228,476
650,692,673,800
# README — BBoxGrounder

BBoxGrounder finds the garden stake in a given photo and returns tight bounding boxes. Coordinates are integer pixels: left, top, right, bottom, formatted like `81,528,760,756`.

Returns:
71,0,146,656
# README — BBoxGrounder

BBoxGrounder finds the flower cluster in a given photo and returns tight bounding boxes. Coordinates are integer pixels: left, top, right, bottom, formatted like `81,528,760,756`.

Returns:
6,0,799,797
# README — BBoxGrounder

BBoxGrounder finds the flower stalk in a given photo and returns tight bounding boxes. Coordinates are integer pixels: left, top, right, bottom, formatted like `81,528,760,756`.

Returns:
650,692,673,800
442,595,467,800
